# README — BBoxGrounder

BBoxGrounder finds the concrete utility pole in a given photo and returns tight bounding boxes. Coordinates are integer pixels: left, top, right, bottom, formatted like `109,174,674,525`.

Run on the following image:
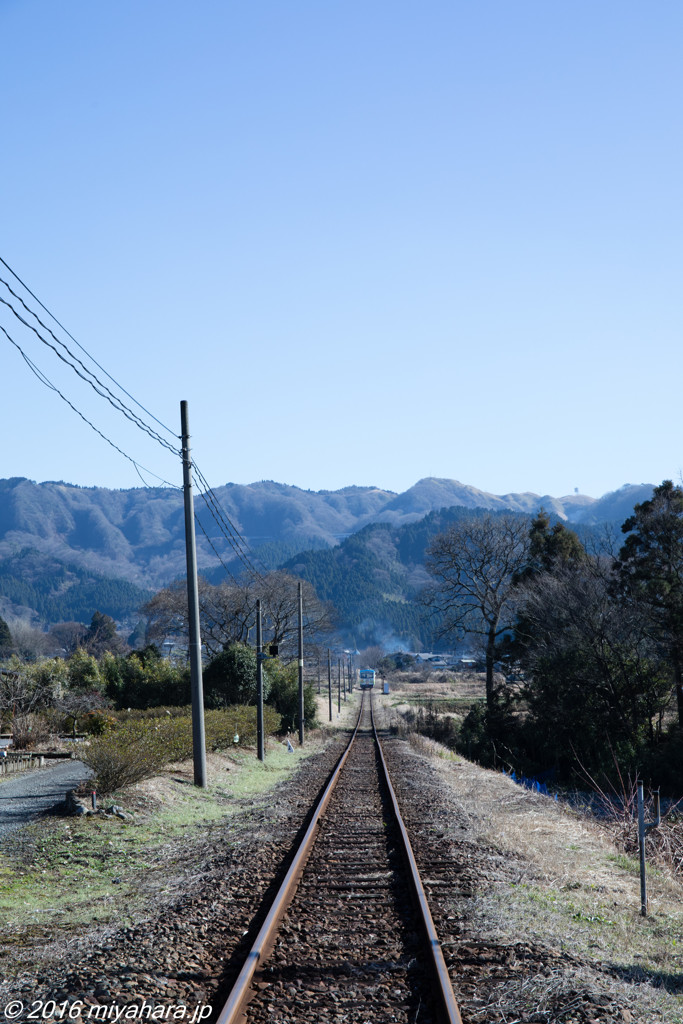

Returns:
338,657,341,713
297,581,304,745
180,400,207,789
256,599,265,761
328,649,333,722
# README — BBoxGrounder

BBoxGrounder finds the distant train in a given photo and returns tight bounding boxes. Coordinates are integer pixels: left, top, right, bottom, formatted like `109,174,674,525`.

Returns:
359,668,376,690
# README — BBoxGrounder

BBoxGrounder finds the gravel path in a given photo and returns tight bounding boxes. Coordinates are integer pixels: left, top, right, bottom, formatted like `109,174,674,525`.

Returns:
0,760,92,839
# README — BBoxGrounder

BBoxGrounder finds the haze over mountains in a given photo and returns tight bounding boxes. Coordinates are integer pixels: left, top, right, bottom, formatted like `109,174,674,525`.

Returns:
0,475,655,596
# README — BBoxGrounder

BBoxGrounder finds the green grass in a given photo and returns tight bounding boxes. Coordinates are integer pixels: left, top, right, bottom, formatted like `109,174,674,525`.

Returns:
0,739,321,978
607,852,663,877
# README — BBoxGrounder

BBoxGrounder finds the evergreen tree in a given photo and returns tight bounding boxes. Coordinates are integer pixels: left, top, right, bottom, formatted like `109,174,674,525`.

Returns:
82,610,127,658
617,480,683,727
0,616,12,658
202,643,263,708
522,510,586,578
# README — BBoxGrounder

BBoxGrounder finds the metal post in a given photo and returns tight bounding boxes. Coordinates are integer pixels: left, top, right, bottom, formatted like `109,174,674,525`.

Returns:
256,599,265,762
327,649,332,723
317,653,321,695
180,400,207,788
338,657,341,713
297,581,304,746
638,780,647,916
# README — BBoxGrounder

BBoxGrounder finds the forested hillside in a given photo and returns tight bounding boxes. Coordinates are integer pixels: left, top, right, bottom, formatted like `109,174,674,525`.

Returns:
284,507,537,649
0,475,651,632
0,548,151,624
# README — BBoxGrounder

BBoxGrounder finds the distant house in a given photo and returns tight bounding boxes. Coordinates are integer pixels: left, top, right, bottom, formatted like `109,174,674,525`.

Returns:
411,652,459,667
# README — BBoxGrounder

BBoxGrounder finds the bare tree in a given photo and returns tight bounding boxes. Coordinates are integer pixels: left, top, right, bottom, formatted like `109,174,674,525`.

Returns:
6,618,50,662
425,513,531,707
46,621,87,657
255,572,333,656
142,579,190,650
201,579,253,656
54,689,111,739
141,572,333,662
359,645,385,670
0,663,57,746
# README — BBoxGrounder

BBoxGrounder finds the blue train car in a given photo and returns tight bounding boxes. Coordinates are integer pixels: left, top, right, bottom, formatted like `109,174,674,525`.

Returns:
359,668,376,690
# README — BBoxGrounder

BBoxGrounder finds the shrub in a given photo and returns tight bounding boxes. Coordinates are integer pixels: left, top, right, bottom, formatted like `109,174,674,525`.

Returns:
113,704,193,722
82,705,282,794
203,643,264,708
79,709,119,735
204,706,281,749
100,649,191,708
403,703,460,752
11,712,54,750
264,660,317,732
81,718,194,794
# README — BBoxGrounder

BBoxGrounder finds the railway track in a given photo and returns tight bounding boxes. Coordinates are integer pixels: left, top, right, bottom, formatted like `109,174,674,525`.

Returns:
215,692,462,1024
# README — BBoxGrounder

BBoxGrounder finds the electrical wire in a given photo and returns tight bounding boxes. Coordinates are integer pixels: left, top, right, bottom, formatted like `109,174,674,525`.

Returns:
0,323,180,489
192,462,265,579
0,287,180,457
193,513,241,585
0,255,177,439
193,476,260,580
193,463,269,576
0,258,265,585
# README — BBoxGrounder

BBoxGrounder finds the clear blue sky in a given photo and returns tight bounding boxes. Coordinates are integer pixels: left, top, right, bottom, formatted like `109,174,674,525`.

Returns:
2,0,682,500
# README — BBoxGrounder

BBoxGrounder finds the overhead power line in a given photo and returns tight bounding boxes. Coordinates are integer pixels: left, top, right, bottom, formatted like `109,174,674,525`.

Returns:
1,256,262,583
192,466,262,580
193,513,241,585
0,284,180,458
192,464,270,577
0,255,177,439
0,323,180,489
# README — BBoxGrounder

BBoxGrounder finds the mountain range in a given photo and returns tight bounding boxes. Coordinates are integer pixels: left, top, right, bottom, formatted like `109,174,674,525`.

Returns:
0,475,656,630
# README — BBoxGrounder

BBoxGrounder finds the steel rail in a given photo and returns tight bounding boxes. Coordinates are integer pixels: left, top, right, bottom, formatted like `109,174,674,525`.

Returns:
371,697,464,1024
214,690,463,1024
214,697,365,1024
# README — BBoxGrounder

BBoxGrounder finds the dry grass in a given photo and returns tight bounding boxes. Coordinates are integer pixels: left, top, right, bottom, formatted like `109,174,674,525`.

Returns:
374,682,683,1021
406,730,461,760
422,751,683,1021
388,668,487,698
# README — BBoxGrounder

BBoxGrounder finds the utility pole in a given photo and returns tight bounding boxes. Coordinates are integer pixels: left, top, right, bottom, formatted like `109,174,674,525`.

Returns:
297,581,304,745
256,599,265,761
180,400,207,789
327,649,332,722
337,657,341,713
